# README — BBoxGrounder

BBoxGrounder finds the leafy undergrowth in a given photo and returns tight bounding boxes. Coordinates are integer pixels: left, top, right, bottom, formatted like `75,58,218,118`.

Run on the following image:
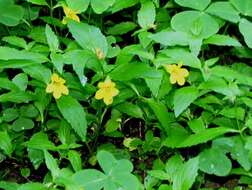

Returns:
1,0,252,190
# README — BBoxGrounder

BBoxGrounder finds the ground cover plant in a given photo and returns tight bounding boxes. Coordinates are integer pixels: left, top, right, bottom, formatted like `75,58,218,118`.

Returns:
1,0,252,189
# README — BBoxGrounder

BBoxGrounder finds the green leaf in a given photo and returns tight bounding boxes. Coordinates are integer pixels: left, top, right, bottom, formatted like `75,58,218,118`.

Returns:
146,98,173,132
0,181,18,190
206,2,240,23
68,150,82,172
57,96,87,142
239,18,252,48
72,169,106,190
137,1,156,29
230,0,252,17
149,31,189,46
0,47,48,63
28,149,44,170
160,48,201,69
176,127,237,148
44,150,60,178
173,157,199,190
27,0,48,6
2,108,19,122
68,20,108,56
204,34,242,47
107,22,137,35
173,86,199,117
110,62,161,81
66,0,90,13
17,183,48,190
12,118,34,132
115,102,143,118
175,0,210,11
50,52,64,74
45,24,59,52
0,131,13,156
12,73,28,91
199,148,232,176
0,2,24,26
2,36,27,49
26,132,57,150
22,64,51,84
0,91,33,103
91,0,115,14
165,154,183,181
111,0,139,13
171,11,219,39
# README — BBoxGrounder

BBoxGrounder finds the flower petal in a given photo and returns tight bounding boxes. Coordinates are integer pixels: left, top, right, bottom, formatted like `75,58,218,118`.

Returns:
177,77,186,86
180,68,189,77
46,83,54,93
53,91,62,99
61,85,69,95
104,97,113,105
95,89,104,100
169,74,177,84
111,88,119,97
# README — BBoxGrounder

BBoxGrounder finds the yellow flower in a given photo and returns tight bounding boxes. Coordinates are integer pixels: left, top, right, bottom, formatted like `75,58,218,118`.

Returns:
95,48,105,60
62,5,80,24
46,73,69,99
95,78,119,105
164,63,189,86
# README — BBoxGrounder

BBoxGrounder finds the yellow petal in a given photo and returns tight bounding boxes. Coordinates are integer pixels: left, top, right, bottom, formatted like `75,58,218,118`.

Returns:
61,85,69,95
111,88,119,97
69,14,80,22
46,83,54,93
169,74,177,84
98,82,105,89
53,91,62,99
62,17,67,25
95,89,104,100
180,68,189,77
104,97,113,105
51,73,60,82
177,77,186,86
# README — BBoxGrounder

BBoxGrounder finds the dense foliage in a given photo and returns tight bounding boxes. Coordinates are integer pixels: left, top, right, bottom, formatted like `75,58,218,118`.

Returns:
1,0,252,189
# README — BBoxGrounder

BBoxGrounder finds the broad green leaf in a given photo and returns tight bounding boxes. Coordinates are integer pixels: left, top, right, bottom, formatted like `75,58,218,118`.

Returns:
26,132,57,150
12,73,28,91
0,131,13,156
72,169,106,190
173,157,199,190
171,11,219,39
22,64,51,84
188,117,205,133
230,0,252,17
111,0,139,13
160,48,201,69
149,31,189,46
0,3,24,26
91,0,115,14
0,47,48,63
173,86,199,117
239,18,252,49
0,91,33,103
0,181,18,190
50,53,64,74
206,2,240,23
18,183,48,190
177,127,237,148
107,22,137,35
146,98,173,132
2,36,27,49
28,149,44,170
45,25,59,52
12,118,34,132
115,102,143,118
57,96,87,141
27,0,48,6
175,0,210,11
199,148,232,176
68,21,108,56
110,62,161,81
204,34,241,47
165,154,183,181
2,108,19,122
44,150,60,178
138,1,156,29
68,150,82,172
66,0,90,13
0,78,19,91
0,60,37,69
